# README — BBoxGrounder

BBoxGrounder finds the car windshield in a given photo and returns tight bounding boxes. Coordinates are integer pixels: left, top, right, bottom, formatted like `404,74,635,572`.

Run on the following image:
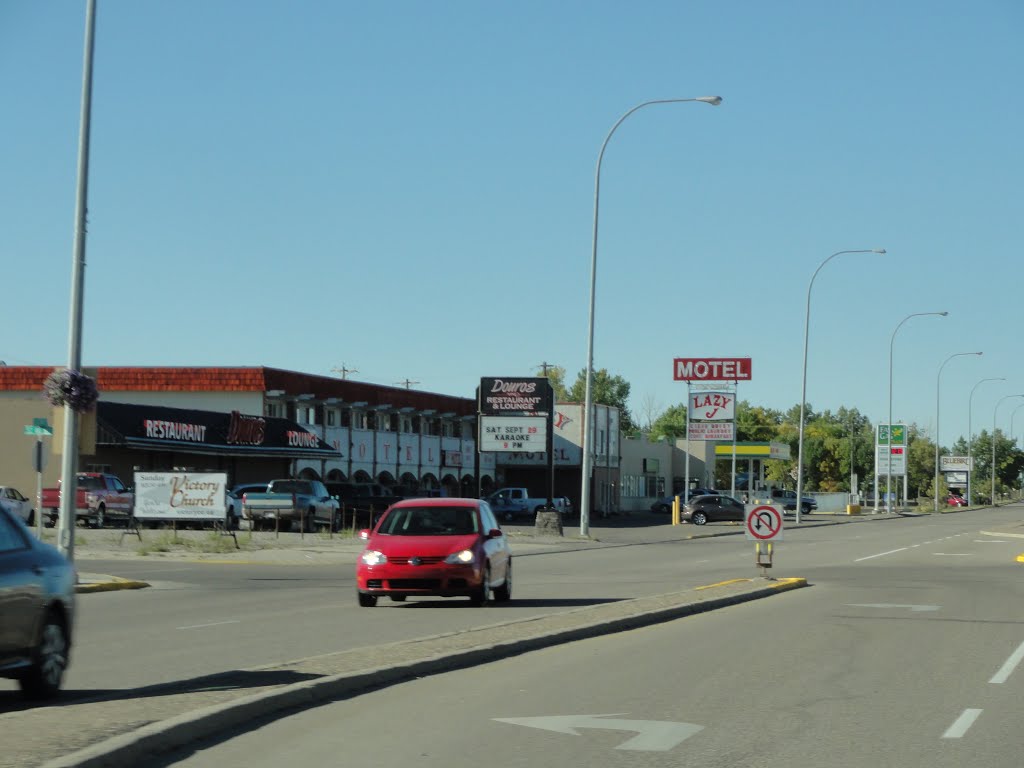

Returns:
378,506,478,536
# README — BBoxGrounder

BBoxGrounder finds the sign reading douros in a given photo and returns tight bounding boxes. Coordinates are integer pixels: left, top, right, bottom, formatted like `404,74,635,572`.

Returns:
673,358,752,382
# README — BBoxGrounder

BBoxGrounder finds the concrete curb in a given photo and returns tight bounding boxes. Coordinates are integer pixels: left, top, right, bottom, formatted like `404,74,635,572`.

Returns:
42,577,806,768
75,577,151,594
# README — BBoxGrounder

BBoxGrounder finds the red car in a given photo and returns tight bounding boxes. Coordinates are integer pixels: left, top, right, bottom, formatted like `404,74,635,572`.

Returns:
355,498,512,607
947,494,967,507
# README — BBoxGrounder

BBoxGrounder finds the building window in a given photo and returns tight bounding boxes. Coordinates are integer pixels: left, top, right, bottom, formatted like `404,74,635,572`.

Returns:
401,416,413,433
621,474,664,498
264,401,285,418
326,410,337,427
352,411,368,430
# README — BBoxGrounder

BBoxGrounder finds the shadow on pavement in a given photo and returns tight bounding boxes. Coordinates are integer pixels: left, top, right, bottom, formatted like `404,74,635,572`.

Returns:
0,668,322,715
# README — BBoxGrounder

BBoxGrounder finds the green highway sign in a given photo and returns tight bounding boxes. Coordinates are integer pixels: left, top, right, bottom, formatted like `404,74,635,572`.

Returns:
24,425,54,436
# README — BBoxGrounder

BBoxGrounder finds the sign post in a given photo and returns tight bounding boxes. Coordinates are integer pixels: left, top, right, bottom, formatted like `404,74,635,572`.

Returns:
24,418,53,539
745,503,783,576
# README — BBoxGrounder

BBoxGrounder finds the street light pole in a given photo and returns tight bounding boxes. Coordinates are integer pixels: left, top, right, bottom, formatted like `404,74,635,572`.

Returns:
934,352,982,513
887,311,948,514
580,95,722,537
992,394,1024,506
795,249,885,524
1011,403,1024,450
968,377,1004,505
57,0,98,562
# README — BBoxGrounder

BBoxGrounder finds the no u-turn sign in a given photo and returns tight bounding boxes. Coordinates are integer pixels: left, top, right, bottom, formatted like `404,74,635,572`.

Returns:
745,505,783,541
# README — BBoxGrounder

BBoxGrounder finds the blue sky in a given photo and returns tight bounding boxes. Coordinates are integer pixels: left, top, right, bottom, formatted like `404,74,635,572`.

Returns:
3,1,1022,448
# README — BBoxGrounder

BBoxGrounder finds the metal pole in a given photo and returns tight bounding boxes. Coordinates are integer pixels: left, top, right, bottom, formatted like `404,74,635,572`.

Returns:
935,353,982,513
796,248,884,525
58,0,98,562
968,378,1003,505
683,382,691,507
887,311,948,514
580,95,721,537
730,381,738,500
993,394,1024,506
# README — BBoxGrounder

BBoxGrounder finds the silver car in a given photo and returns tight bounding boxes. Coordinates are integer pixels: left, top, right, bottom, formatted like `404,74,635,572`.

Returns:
0,506,76,699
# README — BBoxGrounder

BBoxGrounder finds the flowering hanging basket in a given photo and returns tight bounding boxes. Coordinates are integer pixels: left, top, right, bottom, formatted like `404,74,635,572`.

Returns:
43,368,100,413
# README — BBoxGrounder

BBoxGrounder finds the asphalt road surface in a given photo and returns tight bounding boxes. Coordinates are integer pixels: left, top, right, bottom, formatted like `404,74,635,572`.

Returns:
160,508,1024,768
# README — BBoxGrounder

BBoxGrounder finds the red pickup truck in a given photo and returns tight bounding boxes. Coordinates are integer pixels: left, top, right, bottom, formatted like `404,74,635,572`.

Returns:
41,472,134,528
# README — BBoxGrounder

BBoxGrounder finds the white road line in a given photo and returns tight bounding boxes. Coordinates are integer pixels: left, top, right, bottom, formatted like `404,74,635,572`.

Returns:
177,620,241,630
855,547,908,562
942,708,982,739
989,639,1024,684
933,553,971,556
975,540,1007,543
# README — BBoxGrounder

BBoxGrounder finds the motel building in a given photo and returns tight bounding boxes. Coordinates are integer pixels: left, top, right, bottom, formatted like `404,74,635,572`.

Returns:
0,366,624,513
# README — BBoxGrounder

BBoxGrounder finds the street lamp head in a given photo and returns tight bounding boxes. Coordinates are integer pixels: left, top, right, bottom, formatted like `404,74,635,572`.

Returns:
939,311,949,316
696,96,723,106
873,248,887,254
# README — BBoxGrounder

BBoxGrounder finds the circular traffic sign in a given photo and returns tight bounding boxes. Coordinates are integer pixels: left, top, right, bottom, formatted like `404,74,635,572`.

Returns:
746,505,782,540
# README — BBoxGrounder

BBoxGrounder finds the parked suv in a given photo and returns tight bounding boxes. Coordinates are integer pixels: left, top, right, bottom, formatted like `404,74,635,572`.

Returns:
770,488,817,514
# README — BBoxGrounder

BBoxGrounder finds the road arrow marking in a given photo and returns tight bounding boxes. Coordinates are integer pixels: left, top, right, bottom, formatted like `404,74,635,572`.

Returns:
493,714,704,751
845,603,940,612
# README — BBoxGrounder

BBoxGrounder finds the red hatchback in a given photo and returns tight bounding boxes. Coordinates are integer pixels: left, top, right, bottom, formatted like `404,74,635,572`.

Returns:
355,498,512,607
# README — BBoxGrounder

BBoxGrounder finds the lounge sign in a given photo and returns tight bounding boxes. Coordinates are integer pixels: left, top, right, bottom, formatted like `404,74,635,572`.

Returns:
478,377,553,416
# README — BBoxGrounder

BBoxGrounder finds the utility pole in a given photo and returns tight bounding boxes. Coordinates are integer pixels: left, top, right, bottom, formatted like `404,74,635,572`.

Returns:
396,379,420,389
331,364,358,380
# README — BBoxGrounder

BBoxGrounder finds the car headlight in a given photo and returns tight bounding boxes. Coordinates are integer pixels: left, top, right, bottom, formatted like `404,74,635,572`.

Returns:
444,549,475,565
360,550,387,566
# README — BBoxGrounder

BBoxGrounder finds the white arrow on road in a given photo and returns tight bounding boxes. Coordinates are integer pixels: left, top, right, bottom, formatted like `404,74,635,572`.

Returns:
493,714,703,751
845,603,940,612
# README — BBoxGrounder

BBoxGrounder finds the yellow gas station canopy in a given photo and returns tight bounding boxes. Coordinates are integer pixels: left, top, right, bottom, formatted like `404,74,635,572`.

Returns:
714,441,791,460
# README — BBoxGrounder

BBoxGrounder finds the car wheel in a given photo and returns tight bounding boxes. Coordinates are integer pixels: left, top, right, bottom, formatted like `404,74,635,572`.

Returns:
470,566,491,606
389,595,407,602
692,511,708,526
358,592,377,607
19,612,69,700
92,506,105,529
802,503,812,514
493,561,512,602
655,503,670,513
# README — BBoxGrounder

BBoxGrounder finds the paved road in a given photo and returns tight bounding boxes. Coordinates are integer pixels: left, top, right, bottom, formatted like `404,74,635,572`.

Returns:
3,507,1023,767
161,509,1024,767
4,509,1021,703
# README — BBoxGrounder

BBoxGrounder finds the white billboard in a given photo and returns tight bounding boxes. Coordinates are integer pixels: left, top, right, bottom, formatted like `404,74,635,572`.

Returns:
479,416,548,452
940,456,973,472
134,471,228,520
689,422,735,441
876,445,907,476
688,391,736,421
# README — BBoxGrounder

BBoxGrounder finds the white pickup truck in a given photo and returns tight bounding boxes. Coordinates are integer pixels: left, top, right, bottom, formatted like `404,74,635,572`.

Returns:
485,487,570,522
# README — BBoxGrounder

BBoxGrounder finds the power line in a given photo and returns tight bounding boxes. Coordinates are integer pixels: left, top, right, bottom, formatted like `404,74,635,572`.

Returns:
396,379,420,389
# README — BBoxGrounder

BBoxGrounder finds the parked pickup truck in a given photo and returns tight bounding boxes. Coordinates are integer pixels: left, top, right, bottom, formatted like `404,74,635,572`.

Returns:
484,487,570,522
41,472,133,528
242,479,340,532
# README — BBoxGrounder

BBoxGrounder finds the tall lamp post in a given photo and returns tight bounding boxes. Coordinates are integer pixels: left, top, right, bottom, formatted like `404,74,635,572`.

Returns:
57,0,98,562
934,352,982,513
795,248,886,524
968,377,1004,505
1011,403,1024,450
580,95,722,537
992,394,1024,506
887,311,948,514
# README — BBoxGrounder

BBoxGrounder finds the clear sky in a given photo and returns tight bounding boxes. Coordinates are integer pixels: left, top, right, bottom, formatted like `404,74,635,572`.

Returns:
3,1,1022,448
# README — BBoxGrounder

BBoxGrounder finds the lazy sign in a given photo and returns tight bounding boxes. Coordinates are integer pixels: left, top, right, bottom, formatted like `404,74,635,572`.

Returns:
745,505,783,541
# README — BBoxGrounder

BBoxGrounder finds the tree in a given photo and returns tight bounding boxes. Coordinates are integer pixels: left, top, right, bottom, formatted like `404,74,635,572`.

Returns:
536,365,569,402
567,368,638,434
